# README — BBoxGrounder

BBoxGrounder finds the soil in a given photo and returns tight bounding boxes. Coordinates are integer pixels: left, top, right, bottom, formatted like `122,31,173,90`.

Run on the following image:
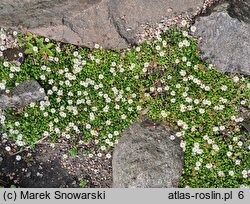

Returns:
0,141,112,188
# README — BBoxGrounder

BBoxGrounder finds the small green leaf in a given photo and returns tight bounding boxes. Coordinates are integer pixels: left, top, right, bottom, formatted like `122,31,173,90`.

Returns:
45,48,54,56
26,42,34,49
35,38,44,47
46,43,54,49
24,48,33,54
26,34,33,41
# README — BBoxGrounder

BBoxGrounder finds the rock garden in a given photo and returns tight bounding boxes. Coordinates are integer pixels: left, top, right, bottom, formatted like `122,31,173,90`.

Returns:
0,0,249,188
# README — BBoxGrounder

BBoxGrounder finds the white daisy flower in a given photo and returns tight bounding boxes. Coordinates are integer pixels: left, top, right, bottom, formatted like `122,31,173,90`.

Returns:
190,26,196,32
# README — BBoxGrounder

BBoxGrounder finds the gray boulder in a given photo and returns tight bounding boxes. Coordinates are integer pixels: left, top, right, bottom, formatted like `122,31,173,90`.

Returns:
112,120,184,188
0,0,127,49
0,0,204,49
0,80,46,110
194,3,250,75
228,0,250,24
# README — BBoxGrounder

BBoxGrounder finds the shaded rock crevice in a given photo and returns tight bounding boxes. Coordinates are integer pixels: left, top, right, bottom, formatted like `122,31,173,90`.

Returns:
61,15,82,44
107,5,131,46
227,0,250,23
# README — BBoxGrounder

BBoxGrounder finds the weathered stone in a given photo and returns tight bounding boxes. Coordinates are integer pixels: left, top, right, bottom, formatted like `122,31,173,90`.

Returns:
0,0,127,49
109,0,204,45
228,0,250,24
0,0,204,49
194,3,250,75
112,120,184,188
0,80,46,110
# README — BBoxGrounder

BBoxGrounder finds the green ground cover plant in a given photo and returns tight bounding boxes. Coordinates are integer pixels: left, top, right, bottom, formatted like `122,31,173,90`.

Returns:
0,22,249,187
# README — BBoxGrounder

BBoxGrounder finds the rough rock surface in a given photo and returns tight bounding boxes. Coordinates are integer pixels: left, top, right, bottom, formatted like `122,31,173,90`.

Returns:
0,0,204,49
0,80,46,110
112,120,184,188
194,3,250,75
108,0,204,45
228,0,250,24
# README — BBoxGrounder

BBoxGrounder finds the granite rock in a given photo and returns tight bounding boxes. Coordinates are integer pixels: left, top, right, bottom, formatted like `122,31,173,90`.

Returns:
112,120,184,188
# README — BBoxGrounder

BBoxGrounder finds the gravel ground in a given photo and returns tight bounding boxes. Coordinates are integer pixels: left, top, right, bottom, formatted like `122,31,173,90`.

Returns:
0,141,112,187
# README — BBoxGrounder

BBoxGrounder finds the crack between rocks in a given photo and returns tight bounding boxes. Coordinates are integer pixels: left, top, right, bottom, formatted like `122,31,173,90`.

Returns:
61,15,82,44
107,4,130,45
193,0,226,20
